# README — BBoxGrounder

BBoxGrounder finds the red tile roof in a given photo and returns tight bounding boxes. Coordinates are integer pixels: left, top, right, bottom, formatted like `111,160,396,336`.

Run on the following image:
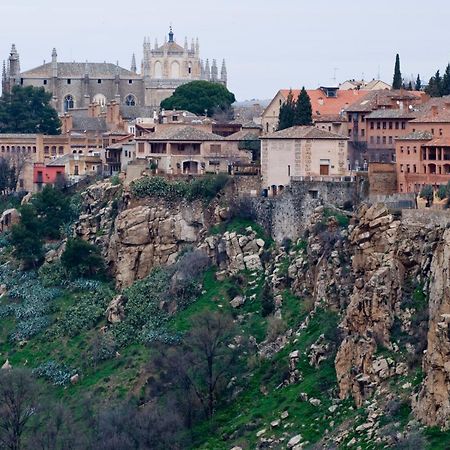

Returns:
280,88,370,117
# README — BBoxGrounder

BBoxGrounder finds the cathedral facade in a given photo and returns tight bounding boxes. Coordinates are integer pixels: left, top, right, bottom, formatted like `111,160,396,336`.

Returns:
2,28,227,115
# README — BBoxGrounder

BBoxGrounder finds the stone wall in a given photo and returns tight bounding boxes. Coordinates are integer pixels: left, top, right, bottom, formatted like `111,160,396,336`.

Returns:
248,180,357,243
368,162,398,196
402,209,450,228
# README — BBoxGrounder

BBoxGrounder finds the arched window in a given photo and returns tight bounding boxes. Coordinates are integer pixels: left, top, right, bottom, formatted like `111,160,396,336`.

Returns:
64,95,74,112
171,61,180,78
154,61,162,78
125,94,136,106
93,94,107,107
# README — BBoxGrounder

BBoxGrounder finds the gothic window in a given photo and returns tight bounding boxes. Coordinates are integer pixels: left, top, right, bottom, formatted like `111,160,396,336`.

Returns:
64,95,74,112
171,61,180,78
154,61,162,78
125,94,136,106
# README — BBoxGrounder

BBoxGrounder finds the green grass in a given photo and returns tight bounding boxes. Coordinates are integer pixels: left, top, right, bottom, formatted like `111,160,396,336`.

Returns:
424,427,450,449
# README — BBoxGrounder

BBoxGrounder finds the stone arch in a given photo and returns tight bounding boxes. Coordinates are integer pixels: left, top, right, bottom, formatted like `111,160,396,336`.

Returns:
125,94,137,106
171,61,180,78
154,61,162,78
64,94,74,112
93,93,107,107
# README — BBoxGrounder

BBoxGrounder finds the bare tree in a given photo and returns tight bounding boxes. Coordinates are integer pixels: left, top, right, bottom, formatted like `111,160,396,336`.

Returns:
0,368,37,450
0,152,31,195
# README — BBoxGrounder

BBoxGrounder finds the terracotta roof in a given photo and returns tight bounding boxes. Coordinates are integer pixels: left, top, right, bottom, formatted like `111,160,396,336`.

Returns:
21,62,139,79
424,138,450,147
345,90,425,113
365,109,417,119
410,96,450,123
224,129,260,141
139,126,224,141
261,126,348,140
396,131,433,141
280,88,369,117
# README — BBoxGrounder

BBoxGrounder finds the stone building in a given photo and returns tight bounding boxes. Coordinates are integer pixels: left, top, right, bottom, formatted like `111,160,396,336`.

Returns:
2,27,227,114
261,126,349,196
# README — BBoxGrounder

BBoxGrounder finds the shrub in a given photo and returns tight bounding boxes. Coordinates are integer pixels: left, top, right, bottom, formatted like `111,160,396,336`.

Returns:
110,175,121,186
38,261,66,287
33,360,76,386
61,238,106,279
438,184,447,200
261,283,275,317
281,237,292,252
420,185,434,205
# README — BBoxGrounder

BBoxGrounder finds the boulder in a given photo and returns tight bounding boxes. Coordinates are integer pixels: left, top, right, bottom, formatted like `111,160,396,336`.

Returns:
230,296,245,309
1,359,12,370
287,434,302,448
106,295,127,323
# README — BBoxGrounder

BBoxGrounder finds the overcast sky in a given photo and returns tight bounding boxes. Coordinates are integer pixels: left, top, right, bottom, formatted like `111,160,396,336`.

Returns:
1,0,449,101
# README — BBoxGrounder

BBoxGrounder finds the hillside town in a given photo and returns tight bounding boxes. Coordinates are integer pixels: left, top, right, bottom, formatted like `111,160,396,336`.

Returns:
2,12,450,450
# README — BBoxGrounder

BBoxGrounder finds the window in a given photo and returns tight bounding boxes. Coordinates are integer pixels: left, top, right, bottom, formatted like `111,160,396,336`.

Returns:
43,79,47,85
20,78,23,85
382,136,386,144
44,146,50,155
93,94,107,106
382,122,387,130
388,136,392,144
58,146,64,155
431,128,435,135
400,146,404,153
67,79,71,85
125,94,136,106
210,144,222,154
370,121,374,130
51,146,56,156
400,164,404,172
128,79,133,84
288,165,291,176
376,136,381,144
376,122,381,129
370,136,374,144
97,79,102,84
138,142,145,153
395,122,399,130
389,122,393,130
74,165,79,176
413,164,417,173
407,164,410,173
64,95,74,112
361,129,365,137
440,129,443,136
401,122,406,130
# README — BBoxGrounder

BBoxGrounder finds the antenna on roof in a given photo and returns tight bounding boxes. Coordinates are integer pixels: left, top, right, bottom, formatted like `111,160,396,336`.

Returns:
333,67,339,84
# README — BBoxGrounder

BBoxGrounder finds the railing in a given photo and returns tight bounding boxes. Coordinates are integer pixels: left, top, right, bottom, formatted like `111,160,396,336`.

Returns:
291,175,356,183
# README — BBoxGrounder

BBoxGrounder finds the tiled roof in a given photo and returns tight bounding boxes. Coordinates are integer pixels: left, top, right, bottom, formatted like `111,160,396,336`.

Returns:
72,116,107,132
262,126,348,140
424,138,450,147
314,114,346,123
410,96,450,123
21,62,139,79
280,88,369,117
365,109,417,119
224,129,261,141
345,90,424,113
396,131,433,141
141,126,224,141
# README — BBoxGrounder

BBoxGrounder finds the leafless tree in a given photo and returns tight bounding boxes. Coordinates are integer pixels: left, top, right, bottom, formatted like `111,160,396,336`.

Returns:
0,368,37,450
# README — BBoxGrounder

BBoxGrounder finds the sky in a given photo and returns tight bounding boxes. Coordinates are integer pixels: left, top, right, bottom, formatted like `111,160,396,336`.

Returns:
0,0,449,101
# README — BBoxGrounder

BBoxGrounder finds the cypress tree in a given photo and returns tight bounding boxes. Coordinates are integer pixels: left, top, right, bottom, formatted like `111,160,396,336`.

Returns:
442,64,450,96
392,54,402,90
294,87,313,126
415,74,422,91
277,89,296,131
407,81,413,91
426,70,443,97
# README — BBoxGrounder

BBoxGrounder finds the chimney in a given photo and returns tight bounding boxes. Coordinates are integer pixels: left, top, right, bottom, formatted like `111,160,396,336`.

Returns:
61,114,73,134
107,101,120,125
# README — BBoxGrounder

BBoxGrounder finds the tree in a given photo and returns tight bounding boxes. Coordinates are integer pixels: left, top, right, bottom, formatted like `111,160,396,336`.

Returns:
277,89,296,131
426,70,443,97
0,154,30,195
0,368,38,450
442,64,450,96
61,238,106,278
261,282,275,317
415,74,422,91
392,54,402,90
160,81,236,117
10,204,43,269
407,81,413,91
420,184,434,207
0,86,61,135
294,87,313,126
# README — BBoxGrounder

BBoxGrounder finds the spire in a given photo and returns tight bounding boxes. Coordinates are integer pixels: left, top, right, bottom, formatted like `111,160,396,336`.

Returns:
52,48,57,59
131,53,137,73
211,59,218,81
195,37,199,55
205,59,210,80
154,37,158,48
51,48,58,78
184,36,188,51
220,59,227,84
200,60,205,79
8,44,20,78
191,38,195,52
168,26,174,43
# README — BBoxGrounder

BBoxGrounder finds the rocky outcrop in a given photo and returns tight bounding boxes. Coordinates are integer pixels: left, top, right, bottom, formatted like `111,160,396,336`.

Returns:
413,228,450,428
108,202,207,288
335,204,433,407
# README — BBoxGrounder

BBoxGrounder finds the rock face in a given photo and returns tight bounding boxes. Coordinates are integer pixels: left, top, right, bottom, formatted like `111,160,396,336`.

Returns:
413,229,450,428
108,202,207,288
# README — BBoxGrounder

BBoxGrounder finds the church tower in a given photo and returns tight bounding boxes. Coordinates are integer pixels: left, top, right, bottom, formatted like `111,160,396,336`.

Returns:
3,44,20,93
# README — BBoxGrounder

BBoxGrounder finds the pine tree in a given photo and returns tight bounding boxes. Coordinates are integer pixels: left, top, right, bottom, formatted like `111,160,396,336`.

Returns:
277,89,296,131
392,54,402,90
426,70,443,97
442,64,450,96
294,87,313,126
415,74,422,91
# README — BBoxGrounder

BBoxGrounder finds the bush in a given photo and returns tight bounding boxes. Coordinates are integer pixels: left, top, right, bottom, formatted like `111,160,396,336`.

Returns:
420,185,434,205
33,360,76,386
281,237,292,252
61,238,106,279
130,174,228,202
261,283,275,317
38,261,66,287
